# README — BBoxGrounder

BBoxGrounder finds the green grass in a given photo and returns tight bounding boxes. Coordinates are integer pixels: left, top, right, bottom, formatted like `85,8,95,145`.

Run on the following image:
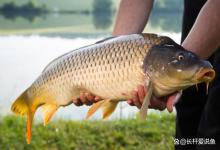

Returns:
0,113,175,150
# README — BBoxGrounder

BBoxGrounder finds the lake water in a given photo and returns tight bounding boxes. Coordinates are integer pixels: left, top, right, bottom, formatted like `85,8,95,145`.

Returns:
0,12,182,120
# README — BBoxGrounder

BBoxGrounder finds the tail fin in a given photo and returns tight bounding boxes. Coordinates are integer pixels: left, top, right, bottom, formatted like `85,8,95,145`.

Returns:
11,90,35,144
11,90,29,116
26,110,34,144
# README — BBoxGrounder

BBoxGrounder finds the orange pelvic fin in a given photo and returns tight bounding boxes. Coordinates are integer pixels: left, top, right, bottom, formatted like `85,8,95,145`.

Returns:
102,101,118,119
41,103,58,126
86,99,118,119
86,100,106,119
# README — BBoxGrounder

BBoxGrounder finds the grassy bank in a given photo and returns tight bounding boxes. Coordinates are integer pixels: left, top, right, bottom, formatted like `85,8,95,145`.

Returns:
0,113,175,150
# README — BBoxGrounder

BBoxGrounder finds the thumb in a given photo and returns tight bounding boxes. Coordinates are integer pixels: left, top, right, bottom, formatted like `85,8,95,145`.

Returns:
166,91,182,113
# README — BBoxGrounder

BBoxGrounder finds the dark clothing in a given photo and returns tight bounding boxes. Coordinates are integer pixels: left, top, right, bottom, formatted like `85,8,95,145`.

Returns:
175,0,220,150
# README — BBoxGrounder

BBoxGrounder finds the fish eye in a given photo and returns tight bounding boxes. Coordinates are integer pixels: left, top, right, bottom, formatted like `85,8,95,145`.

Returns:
178,54,184,60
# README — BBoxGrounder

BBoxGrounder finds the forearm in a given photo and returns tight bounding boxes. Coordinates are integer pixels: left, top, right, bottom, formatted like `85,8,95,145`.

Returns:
182,0,220,59
113,0,154,36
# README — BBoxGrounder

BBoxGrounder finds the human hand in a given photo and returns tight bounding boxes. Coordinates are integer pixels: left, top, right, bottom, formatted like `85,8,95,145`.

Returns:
73,85,181,112
127,85,181,112
72,92,101,106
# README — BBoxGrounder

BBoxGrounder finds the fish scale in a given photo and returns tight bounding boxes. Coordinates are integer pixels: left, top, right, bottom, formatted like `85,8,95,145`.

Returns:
12,33,215,144
25,35,157,105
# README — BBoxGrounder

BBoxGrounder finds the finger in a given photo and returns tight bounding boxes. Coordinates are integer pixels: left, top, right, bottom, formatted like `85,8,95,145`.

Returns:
132,91,141,109
83,93,93,106
166,98,174,113
166,92,182,112
73,98,83,106
94,96,101,101
86,93,95,101
137,85,146,104
80,92,89,104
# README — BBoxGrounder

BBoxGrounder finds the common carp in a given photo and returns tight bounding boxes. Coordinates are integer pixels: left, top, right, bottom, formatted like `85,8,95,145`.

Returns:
11,33,215,144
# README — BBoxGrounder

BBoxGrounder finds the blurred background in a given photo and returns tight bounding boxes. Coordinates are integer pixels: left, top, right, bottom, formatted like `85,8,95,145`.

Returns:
0,0,183,120
0,0,183,149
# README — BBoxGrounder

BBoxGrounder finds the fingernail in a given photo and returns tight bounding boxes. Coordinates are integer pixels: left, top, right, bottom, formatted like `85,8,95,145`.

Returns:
127,100,132,104
167,103,173,113
73,99,77,103
95,96,100,101
127,100,135,106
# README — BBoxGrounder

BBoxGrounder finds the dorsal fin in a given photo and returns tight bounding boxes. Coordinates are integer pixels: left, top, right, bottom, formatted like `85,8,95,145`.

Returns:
95,36,116,44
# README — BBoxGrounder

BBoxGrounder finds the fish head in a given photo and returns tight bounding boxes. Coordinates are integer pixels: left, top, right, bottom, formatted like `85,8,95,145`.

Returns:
144,42,215,97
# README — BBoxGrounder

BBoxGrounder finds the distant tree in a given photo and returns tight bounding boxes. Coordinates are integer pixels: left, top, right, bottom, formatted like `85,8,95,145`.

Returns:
149,0,183,33
0,2,17,20
92,0,113,29
153,0,183,13
150,12,182,33
0,1,48,22
93,0,112,13
0,2,16,12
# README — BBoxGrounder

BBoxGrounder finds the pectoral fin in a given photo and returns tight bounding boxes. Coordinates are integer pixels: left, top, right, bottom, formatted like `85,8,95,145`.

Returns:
139,81,153,120
86,100,118,119
41,103,58,126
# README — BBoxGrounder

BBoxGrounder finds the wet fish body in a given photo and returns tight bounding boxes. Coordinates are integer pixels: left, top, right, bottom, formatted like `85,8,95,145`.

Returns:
32,34,168,105
11,33,215,143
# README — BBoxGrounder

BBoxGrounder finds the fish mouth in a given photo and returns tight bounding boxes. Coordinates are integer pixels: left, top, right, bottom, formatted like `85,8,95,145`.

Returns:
195,68,215,82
